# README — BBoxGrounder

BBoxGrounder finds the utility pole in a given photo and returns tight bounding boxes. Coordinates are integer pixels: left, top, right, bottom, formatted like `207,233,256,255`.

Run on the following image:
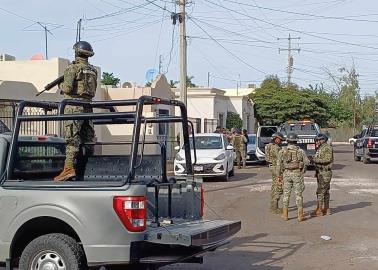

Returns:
179,0,187,106
76,18,82,42
158,55,163,74
37,22,52,60
207,72,210,87
278,34,300,86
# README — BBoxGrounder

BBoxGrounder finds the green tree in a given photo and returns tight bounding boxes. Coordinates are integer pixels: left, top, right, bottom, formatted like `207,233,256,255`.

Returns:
169,80,179,88
226,111,243,130
186,76,197,88
101,72,120,87
250,75,328,126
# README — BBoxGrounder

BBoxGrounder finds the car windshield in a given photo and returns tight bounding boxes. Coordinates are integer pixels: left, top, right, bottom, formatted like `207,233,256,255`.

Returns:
281,123,318,135
248,135,256,144
189,136,223,149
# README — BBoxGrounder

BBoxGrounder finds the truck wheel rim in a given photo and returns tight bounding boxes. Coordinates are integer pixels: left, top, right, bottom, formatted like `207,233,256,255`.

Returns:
31,251,66,270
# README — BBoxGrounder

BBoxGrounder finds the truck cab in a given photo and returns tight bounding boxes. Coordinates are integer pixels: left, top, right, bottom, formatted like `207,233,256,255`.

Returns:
354,125,378,164
0,97,241,270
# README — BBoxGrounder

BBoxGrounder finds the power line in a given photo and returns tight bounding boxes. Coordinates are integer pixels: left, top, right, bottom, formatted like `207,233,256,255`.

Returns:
188,16,266,74
220,0,378,23
205,0,378,51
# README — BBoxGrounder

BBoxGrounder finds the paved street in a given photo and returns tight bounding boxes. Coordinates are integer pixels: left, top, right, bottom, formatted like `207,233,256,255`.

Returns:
2,144,377,270
163,144,378,270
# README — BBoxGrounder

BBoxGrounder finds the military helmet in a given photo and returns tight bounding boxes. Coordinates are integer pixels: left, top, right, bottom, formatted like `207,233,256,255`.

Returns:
286,132,299,142
315,133,328,142
73,41,94,57
272,132,285,140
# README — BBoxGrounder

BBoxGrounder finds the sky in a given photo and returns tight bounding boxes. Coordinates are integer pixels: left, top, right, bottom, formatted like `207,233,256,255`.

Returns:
1,0,378,96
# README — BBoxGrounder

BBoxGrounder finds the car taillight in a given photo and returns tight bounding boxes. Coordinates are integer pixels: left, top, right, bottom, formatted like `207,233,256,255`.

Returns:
368,138,374,148
113,196,146,232
200,186,204,218
37,136,48,141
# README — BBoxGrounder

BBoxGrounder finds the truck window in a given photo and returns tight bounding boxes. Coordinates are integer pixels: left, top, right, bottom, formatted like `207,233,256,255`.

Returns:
281,123,317,135
13,141,66,180
260,127,276,137
370,129,378,137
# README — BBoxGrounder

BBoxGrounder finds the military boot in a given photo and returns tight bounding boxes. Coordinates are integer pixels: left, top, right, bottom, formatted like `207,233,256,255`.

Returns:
281,207,288,221
323,199,331,215
297,208,306,222
54,165,76,182
310,201,324,217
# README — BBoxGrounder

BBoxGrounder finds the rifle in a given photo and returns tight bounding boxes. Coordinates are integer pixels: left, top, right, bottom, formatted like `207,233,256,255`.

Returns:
36,75,64,97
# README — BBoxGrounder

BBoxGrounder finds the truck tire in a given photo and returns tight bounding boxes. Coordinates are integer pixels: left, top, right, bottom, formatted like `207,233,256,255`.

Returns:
362,154,370,164
19,233,87,270
354,148,361,161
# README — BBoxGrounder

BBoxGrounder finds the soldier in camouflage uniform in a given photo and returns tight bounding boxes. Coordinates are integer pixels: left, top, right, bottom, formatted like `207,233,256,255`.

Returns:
54,41,98,182
265,132,285,214
311,133,334,216
277,133,310,222
232,130,247,169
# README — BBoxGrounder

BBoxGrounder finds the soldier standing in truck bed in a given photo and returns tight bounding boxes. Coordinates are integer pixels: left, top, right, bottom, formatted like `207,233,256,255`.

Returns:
54,41,98,182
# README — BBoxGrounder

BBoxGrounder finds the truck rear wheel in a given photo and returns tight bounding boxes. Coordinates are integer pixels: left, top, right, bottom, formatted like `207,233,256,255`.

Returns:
19,233,87,270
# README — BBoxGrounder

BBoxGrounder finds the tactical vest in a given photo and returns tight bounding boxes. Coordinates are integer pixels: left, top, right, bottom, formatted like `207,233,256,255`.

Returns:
76,64,97,99
233,135,242,150
282,147,303,170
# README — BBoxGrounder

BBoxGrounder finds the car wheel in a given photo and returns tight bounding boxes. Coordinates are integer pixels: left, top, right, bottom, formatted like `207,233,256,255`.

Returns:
19,233,87,270
223,163,229,182
229,164,235,177
354,148,361,161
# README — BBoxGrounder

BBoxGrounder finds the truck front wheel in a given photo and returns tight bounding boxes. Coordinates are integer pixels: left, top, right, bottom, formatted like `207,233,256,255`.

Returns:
19,233,87,270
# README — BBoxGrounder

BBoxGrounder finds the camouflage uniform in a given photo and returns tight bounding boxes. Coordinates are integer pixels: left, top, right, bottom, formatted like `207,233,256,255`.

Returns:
314,143,333,214
277,144,310,220
232,134,247,168
60,57,98,172
265,142,283,213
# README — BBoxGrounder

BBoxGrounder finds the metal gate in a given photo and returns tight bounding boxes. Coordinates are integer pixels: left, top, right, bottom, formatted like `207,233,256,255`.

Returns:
0,100,61,136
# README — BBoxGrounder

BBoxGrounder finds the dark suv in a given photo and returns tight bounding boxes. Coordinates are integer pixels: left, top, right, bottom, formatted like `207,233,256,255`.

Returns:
354,126,378,164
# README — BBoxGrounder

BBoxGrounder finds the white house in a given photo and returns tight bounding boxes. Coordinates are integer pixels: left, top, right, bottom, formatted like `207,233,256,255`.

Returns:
174,87,255,133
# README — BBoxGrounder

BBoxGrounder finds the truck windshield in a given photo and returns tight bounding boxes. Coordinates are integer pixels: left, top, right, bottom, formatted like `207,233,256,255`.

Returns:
281,123,318,135
189,136,222,149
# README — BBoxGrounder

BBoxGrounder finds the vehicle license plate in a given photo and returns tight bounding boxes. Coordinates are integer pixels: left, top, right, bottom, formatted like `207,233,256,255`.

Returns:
194,165,204,172
307,144,315,150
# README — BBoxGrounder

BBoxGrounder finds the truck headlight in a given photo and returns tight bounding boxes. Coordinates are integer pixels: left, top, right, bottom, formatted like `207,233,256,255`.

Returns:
214,153,225,160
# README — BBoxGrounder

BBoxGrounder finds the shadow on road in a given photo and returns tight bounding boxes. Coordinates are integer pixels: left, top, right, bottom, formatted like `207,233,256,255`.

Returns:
288,200,317,212
332,201,372,214
332,163,346,170
204,173,257,183
211,233,305,270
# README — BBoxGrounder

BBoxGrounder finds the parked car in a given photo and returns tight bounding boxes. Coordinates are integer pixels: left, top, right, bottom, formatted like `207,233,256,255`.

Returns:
246,133,259,163
256,126,277,161
354,125,378,163
174,133,235,181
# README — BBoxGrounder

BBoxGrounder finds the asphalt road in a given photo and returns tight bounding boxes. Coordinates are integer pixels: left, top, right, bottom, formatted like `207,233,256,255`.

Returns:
3,145,377,270
163,144,378,270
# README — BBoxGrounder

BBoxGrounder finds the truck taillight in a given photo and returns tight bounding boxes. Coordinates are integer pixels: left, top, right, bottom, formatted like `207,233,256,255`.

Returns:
113,196,147,232
368,138,374,148
200,186,204,218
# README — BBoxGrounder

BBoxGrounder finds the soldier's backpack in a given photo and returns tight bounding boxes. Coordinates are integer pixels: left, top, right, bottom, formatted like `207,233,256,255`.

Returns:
283,147,303,170
76,64,97,99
